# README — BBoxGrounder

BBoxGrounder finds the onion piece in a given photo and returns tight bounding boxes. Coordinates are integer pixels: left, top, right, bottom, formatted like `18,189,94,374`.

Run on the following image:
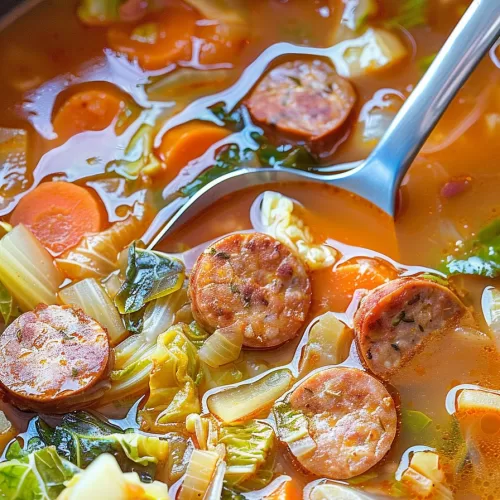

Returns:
207,369,293,423
0,224,63,310
199,324,244,368
59,278,126,346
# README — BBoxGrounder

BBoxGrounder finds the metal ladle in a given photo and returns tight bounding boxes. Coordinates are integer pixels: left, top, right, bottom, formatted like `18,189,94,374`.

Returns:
145,0,500,250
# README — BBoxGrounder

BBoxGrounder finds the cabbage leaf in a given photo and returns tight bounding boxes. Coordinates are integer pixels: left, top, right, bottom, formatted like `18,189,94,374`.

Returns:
9,412,168,483
115,243,185,314
0,446,79,500
139,324,202,430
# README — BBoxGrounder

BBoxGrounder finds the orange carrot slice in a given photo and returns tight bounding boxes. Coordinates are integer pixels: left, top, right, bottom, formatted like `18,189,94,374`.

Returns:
107,4,197,70
10,182,104,255
263,478,302,500
53,89,123,141
157,122,230,184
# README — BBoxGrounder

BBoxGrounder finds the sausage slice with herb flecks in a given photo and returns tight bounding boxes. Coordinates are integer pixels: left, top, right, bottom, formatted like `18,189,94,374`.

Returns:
246,60,356,141
353,277,469,379
189,232,311,348
0,304,111,412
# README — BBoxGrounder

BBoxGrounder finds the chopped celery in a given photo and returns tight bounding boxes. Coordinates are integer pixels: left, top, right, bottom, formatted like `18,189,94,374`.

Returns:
199,325,244,368
386,0,428,30
208,369,293,423
220,420,275,491
330,28,408,78
179,450,220,500
0,224,63,310
139,324,201,430
59,278,126,346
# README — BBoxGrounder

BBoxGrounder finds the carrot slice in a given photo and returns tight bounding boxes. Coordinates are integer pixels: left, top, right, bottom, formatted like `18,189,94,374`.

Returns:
10,182,104,255
157,122,230,184
53,89,123,141
263,478,302,500
313,258,398,312
107,3,197,70
196,22,248,65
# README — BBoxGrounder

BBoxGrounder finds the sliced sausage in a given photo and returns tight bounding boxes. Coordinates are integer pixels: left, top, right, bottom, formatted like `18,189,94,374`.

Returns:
246,60,356,141
0,304,111,412
354,277,469,379
189,232,311,348
284,367,397,479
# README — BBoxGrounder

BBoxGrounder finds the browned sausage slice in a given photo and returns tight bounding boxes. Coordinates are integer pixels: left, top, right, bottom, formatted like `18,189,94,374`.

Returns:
189,232,311,348
282,367,397,479
246,60,356,141
354,277,469,379
0,304,111,412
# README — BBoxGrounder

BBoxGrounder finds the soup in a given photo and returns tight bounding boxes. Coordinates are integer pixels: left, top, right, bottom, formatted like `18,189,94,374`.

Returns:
0,0,499,499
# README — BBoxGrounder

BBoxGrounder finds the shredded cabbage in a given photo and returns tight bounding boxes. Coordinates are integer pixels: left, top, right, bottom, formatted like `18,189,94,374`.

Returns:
139,324,202,431
199,325,244,368
256,191,337,270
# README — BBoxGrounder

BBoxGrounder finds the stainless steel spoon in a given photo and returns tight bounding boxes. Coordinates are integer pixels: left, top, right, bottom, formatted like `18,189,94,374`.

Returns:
145,0,500,250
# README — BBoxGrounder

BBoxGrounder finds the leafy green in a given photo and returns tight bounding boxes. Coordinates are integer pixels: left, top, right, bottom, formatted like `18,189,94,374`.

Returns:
209,103,245,131
0,280,20,325
419,273,449,286
443,219,500,278
0,446,79,500
181,144,256,198
252,133,317,170
139,324,202,430
386,0,428,29
115,243,185,314
220,420,275,491
273,401,311,444
10,412,168,483
107,124,161,180
348,471,378,485
184,321,210,349
402,410,433,433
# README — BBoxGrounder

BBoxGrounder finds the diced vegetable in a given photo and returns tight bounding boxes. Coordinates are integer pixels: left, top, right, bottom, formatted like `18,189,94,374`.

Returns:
386,0,428,30
77,0,122,25
208,369,293,423
32,412,168,482
262,478,302,500
220,420,275,491
184,0,247,24
457,389,500,413
0,280,21,326
102,287,189,403
55,208,150,280
0,224,63,310
0,446,80,500
59,278,126,346
201,362,244,391
255,191,337,270
10,182,104,255
299,312,353,375
401,451,453,499
330,28,408,78
146,68,237,103
341,0,379,31
57,453,170,500
0,411,17,455
307,482,373,499
179,449,220,500
0,127,29,211
443,219,500,278
115,243,185,314
273,401,316,459
139,324,201,430
107,123,162,180
199,324,244,368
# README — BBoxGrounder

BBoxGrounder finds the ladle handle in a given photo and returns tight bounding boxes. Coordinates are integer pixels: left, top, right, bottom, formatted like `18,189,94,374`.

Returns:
345,0,500,216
